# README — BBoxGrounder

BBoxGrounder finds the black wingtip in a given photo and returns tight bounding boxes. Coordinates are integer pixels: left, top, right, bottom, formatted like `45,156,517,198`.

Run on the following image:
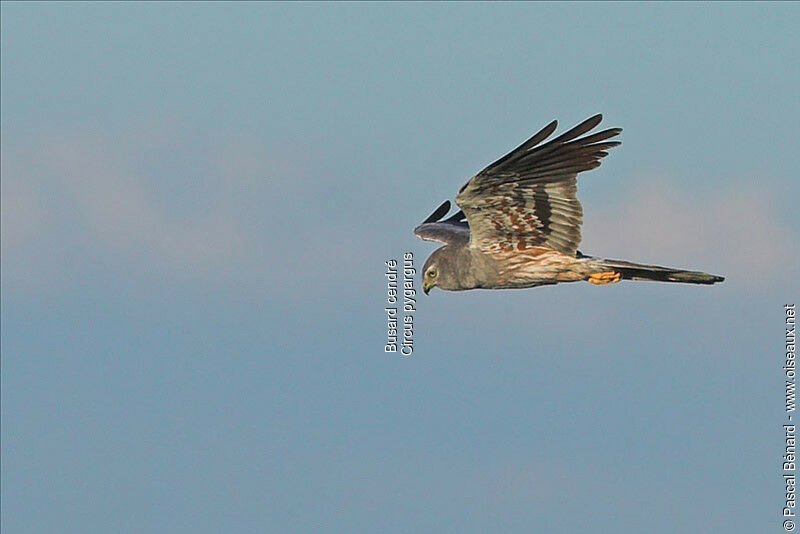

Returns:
545,114,605,146
422,200,451,224
444,209,465,223
582,113,603,130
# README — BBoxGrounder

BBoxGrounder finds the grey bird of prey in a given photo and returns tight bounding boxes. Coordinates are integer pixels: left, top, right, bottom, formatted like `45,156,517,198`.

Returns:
414,114,724,294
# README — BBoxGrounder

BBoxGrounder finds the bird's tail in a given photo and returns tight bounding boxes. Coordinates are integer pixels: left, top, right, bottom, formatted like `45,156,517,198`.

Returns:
595,258,725,285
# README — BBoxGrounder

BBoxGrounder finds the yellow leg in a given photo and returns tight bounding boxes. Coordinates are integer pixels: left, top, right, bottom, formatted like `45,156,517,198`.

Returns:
588,270,621,285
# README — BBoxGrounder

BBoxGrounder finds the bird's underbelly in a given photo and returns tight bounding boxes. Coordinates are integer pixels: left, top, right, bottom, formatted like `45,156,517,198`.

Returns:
491,249,595,287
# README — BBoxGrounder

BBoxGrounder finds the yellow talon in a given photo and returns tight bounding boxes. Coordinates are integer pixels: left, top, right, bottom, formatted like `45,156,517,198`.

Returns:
588,271,621,285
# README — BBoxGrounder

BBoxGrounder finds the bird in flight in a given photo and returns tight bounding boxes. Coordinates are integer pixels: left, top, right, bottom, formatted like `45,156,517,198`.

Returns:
414,114,724,295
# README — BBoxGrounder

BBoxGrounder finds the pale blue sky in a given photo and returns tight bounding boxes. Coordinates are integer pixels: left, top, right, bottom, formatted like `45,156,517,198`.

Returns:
2,3,798,532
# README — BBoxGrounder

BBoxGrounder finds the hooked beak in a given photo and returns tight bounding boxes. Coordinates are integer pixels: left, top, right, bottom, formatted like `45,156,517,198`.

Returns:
423,282,431,295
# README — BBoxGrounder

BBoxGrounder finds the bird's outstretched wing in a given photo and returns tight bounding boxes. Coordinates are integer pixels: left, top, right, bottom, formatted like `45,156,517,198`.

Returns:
413,200,470,245
454,114,621,257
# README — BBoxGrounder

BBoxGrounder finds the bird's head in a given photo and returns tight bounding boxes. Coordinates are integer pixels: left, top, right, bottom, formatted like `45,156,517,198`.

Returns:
422,246,457,294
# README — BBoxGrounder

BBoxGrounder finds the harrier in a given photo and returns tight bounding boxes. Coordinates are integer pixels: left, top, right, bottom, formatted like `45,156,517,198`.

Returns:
414,114,724,294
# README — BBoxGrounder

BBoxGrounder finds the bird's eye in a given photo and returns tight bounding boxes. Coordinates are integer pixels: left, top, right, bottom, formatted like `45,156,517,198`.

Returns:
428,269,437,278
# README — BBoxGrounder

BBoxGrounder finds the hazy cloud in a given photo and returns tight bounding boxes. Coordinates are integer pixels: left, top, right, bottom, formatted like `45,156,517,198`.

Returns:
3,128,792,298
1,127,377,297
582,179,793,284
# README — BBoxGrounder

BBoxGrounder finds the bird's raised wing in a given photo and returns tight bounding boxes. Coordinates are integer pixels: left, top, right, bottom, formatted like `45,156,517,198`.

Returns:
454,114,621,257
413,200,470,245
